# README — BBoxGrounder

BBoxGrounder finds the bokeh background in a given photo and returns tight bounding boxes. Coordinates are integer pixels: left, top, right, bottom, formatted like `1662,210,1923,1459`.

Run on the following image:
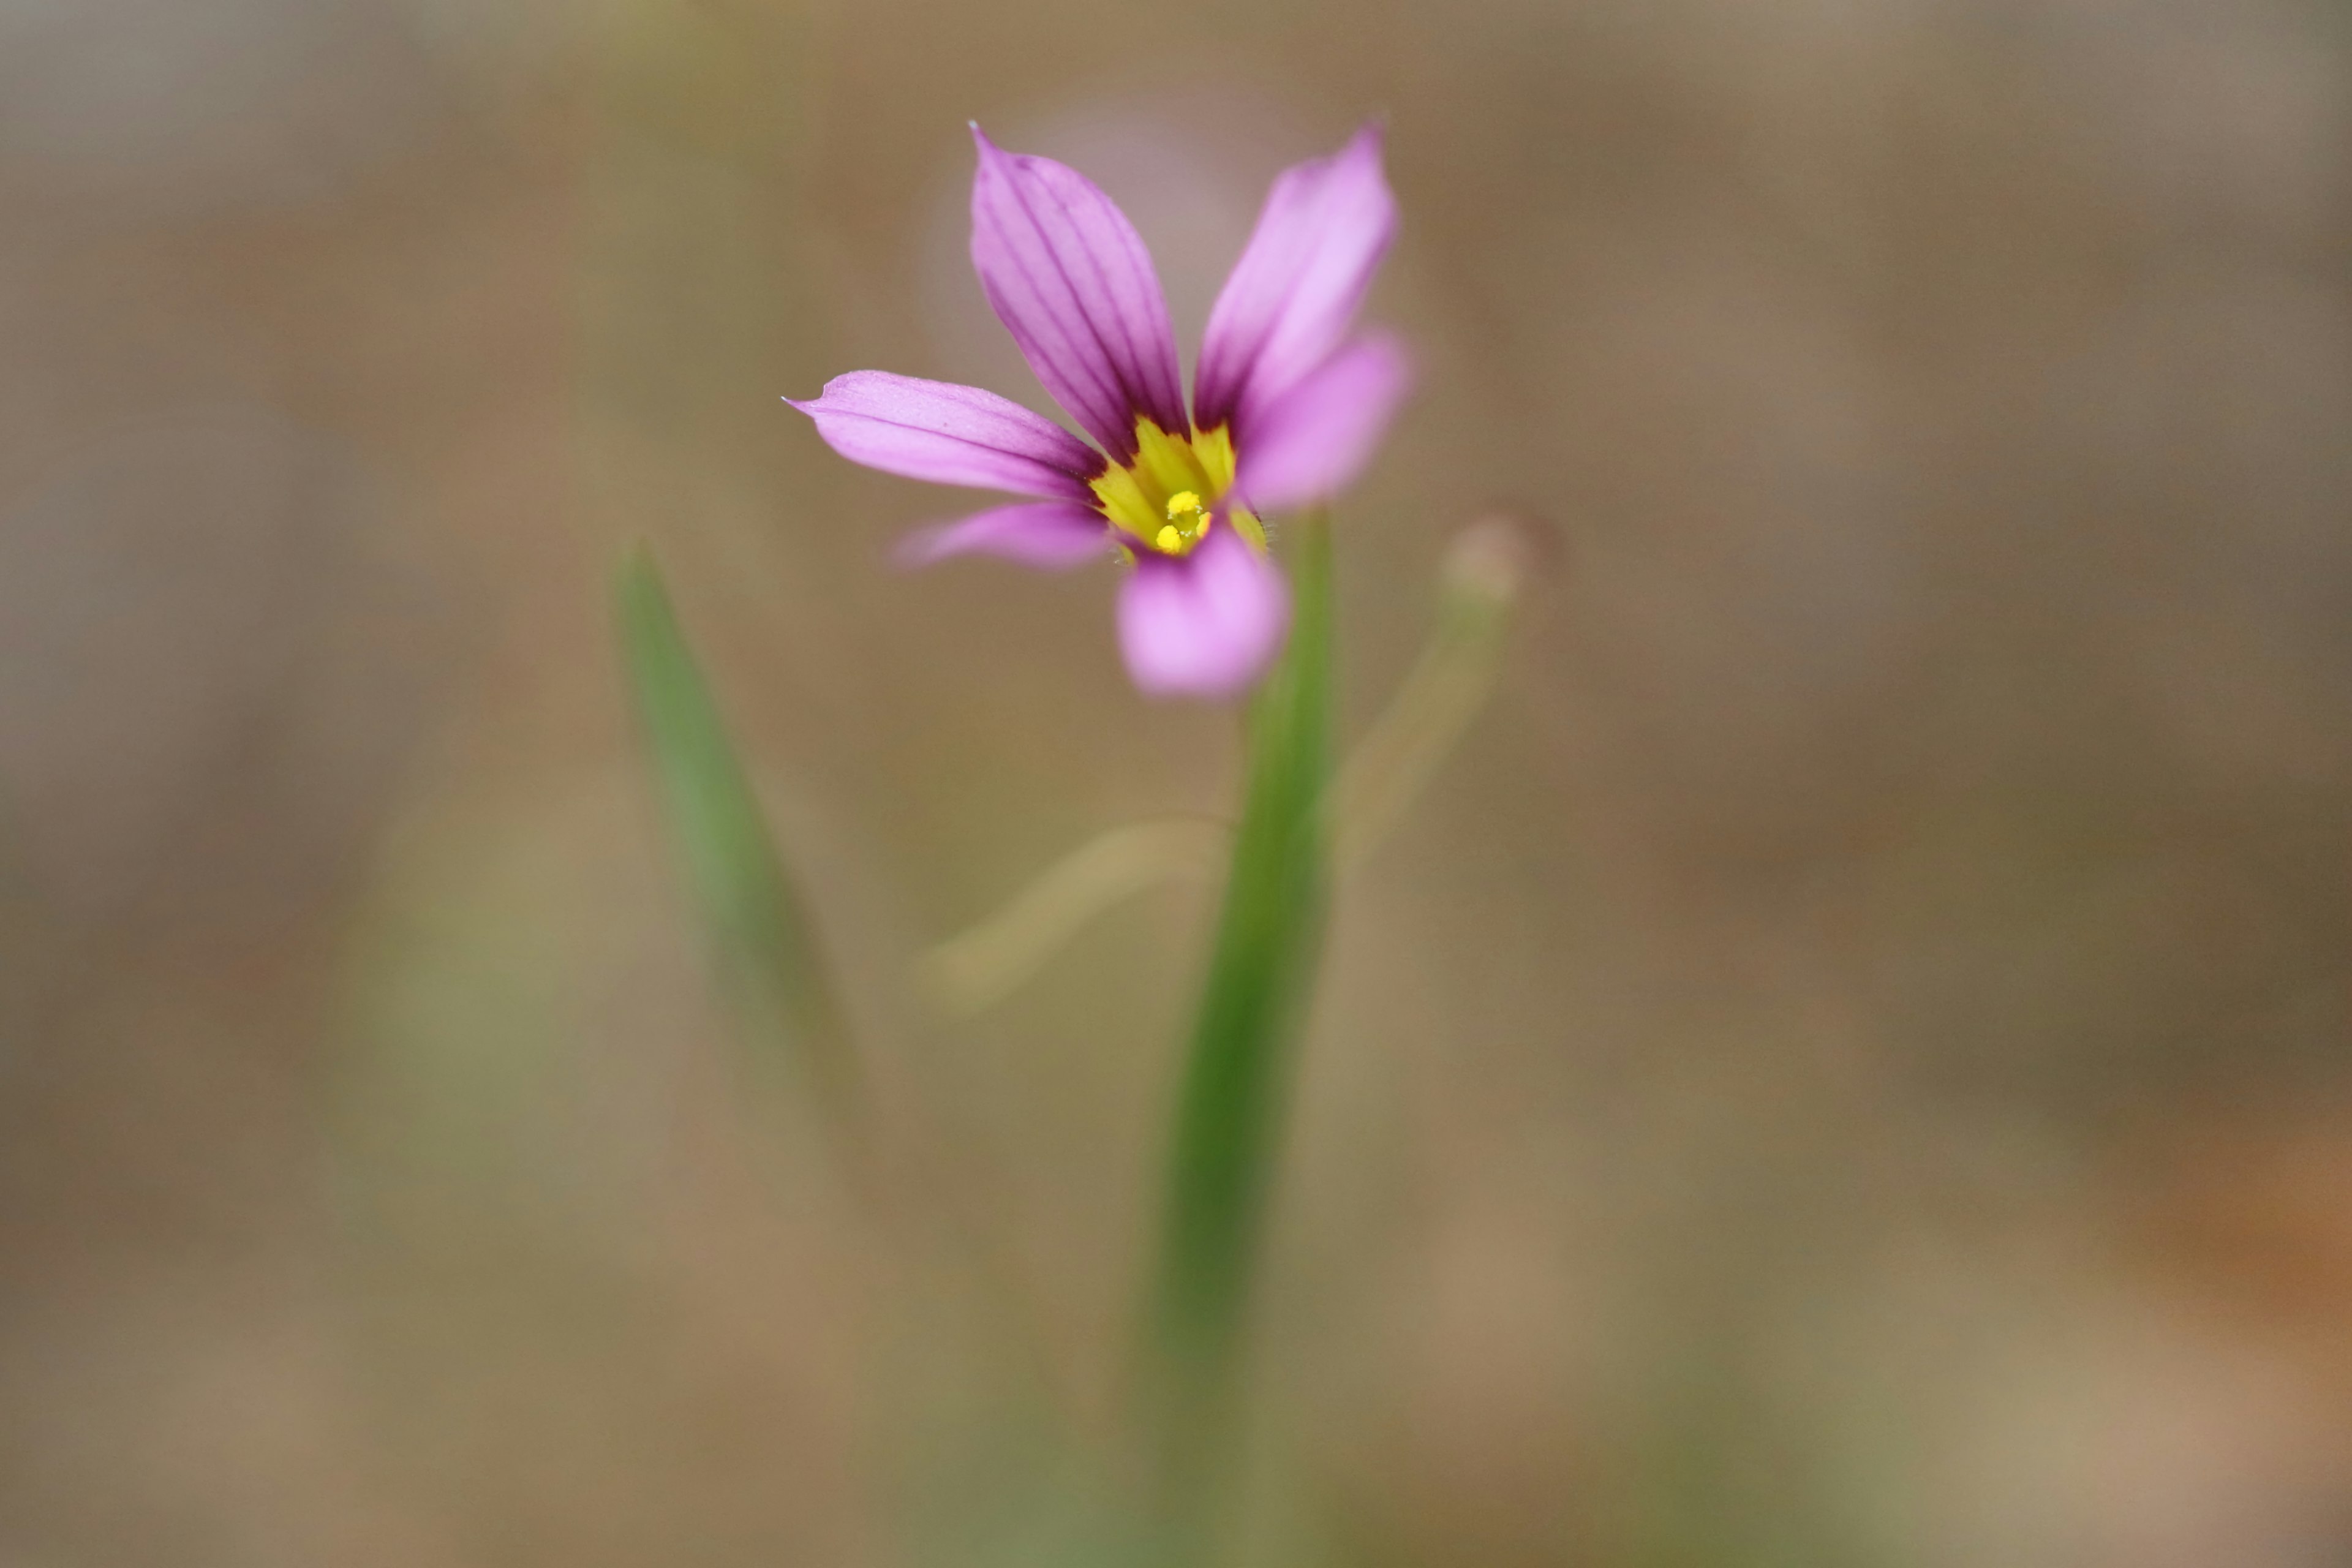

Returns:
4,0,2351,1562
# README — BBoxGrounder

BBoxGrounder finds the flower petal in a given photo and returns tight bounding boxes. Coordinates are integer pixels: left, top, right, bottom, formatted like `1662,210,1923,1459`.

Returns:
788,371,1099,501
969,126,1188,462
1232,331,1412,513
1193,123,1398,437
1116,524,1291,699
895,502,1111,571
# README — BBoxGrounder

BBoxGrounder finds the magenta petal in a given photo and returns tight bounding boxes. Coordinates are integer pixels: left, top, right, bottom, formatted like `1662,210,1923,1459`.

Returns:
969,127,1189,462
896,502,1111,571
1232,332,1412,512
1194,123,1397,436
1115,524,1291,699
789,371,1099,501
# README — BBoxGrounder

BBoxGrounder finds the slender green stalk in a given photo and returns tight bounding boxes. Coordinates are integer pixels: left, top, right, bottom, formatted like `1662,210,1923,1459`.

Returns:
920,816,1229,1017
615,546,858,1125
1144,510,1336,1543
1325,512,1536,864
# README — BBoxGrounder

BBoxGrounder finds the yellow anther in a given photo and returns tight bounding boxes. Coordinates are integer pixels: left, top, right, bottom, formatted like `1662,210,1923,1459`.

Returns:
1088,419,1238,547
1155,524,1182,552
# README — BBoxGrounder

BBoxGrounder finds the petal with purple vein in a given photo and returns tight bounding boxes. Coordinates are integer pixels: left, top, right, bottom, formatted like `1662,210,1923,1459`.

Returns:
1194,124,1396,436
970,127,1188,461
788,371,1099,501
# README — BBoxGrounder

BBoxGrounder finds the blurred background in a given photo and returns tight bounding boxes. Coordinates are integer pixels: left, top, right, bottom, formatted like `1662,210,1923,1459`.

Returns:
3,0,2350,1561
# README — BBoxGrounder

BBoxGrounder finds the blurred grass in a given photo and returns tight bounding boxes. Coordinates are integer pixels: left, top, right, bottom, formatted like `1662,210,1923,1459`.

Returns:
615,546,856,1121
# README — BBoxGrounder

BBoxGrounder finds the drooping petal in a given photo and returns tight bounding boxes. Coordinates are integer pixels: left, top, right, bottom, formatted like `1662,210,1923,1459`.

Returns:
1193,124,1397,436
969,126,1189,462
789,371,1099,501
895,501,1112,571
1116,524,1291,699
1231,332,1412,513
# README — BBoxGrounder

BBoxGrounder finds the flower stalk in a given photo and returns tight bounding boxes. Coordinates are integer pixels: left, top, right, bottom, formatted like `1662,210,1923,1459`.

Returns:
1327,511,1544,864
1142,509,1335,1545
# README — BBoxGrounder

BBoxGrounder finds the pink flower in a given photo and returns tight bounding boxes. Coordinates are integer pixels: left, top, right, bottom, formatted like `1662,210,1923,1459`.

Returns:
790,123,1408,699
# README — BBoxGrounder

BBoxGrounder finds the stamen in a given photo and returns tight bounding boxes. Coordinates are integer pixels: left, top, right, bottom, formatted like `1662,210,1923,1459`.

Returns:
1088,420,1238,552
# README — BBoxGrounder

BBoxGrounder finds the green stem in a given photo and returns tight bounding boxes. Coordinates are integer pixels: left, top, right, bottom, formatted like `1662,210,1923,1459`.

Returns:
1144,509,1336,1548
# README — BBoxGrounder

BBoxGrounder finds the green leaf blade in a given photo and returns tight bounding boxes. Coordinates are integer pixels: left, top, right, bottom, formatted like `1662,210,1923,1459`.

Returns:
614,546,855,1115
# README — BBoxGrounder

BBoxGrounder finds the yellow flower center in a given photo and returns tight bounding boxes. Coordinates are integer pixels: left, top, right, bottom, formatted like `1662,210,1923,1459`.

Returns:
1089,418,1267,558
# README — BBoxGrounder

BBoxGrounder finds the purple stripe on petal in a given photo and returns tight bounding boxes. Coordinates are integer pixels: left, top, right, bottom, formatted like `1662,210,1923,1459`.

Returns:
1232,331,1412,513
970,127,1188,462
789,371,1099,501
1194,123,1397,436
895,502,1112,571
1116,524,1291,699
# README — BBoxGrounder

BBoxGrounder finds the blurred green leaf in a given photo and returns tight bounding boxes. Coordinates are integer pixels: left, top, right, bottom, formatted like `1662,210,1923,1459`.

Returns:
614,546,856,1118
1146,511,1336,1501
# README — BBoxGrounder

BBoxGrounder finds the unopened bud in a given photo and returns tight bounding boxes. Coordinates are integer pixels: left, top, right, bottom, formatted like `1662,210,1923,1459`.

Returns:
1441,508,1556,607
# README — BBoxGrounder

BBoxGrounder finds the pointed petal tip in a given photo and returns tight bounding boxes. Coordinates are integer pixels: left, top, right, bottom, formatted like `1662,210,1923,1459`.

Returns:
965,127,1188,457
785,372,856,411
786,375,864,415
791,370,1100,500
1192,118,1401,435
